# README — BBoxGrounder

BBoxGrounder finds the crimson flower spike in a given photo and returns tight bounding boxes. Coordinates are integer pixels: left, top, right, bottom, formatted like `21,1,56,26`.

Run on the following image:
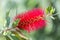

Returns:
14,8,46,32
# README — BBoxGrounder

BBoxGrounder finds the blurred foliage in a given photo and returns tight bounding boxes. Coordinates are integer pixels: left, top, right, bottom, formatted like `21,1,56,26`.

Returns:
26,0,38,9
0,34,6,40
0,0,60,40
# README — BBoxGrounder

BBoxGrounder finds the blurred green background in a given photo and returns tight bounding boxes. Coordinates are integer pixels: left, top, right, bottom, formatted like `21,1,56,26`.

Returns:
0,0,60,40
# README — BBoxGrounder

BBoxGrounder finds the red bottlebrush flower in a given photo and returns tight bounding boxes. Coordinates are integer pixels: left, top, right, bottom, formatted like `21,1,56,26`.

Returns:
14,8,46,32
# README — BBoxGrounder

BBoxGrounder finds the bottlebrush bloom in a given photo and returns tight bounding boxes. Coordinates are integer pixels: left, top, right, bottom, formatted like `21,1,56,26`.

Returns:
14,8,46,32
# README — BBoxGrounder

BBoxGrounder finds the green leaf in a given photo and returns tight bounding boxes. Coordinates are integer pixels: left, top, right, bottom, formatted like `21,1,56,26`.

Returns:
46,6,55,20
46,5,55,15
50,16,55,20
12,19,20,27
50,7,55,14
6,9,10,27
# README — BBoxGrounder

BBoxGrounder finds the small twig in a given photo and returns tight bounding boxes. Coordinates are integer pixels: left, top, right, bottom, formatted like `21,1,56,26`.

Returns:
2,27,16,33
15,27,29,40
1,27,29,40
